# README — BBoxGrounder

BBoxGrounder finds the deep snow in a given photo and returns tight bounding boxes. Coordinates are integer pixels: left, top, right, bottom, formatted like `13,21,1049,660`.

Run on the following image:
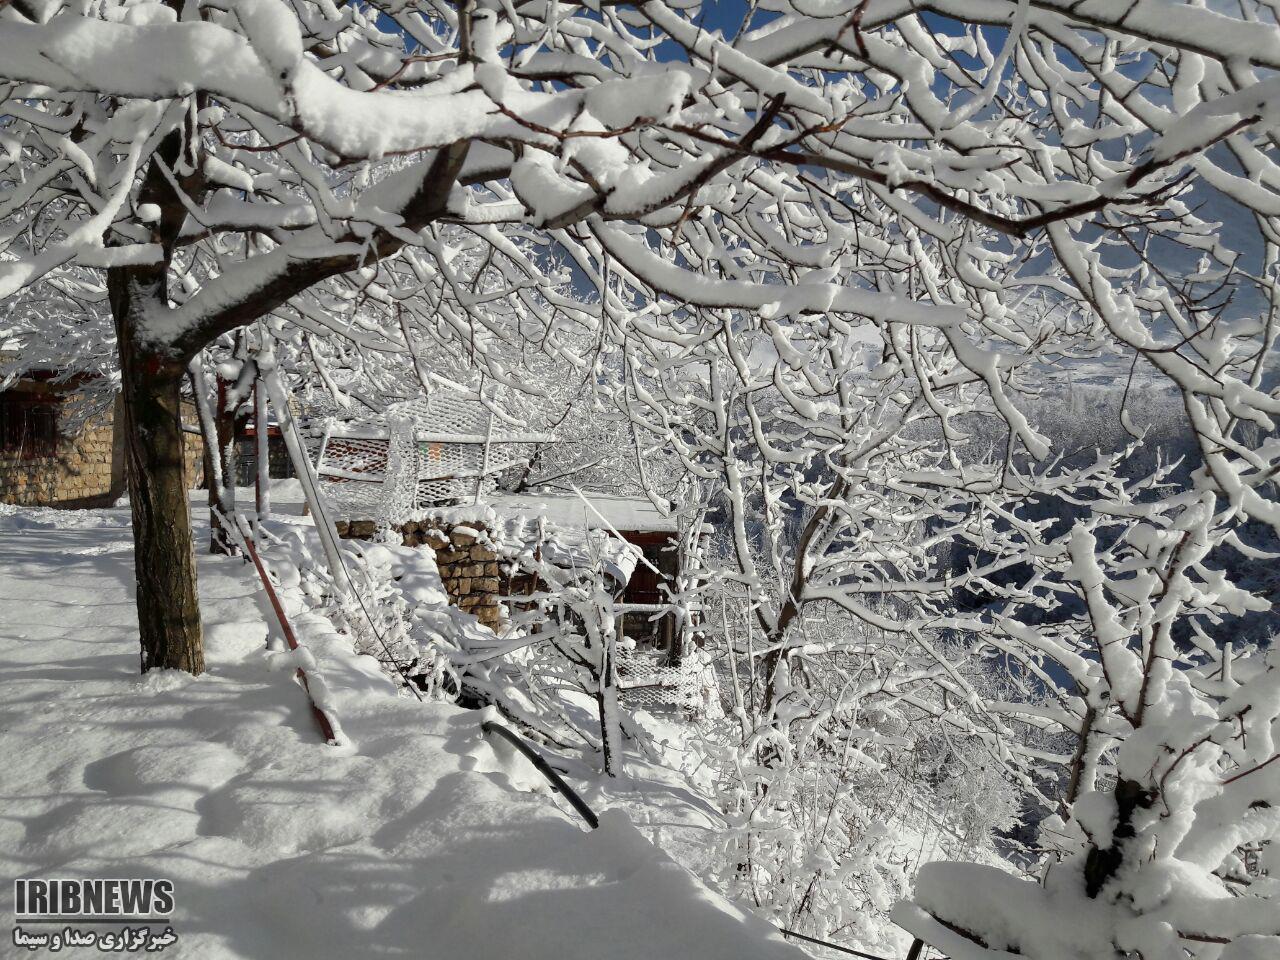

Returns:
0,499,803,959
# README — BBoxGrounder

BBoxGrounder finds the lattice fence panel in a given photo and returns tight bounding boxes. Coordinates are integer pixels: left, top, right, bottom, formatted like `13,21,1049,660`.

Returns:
317,394,550,517
617,649,721,716
316,436,389,515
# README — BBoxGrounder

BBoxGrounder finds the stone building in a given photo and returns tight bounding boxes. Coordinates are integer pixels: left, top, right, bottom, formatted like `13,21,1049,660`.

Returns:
335,494,682,651
318,393,689,657
335,502,713,714
0,371,204,508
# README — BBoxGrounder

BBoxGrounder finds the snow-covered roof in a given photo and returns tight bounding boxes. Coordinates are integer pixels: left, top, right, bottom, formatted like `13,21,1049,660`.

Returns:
487,492,677,534
326,393,552,443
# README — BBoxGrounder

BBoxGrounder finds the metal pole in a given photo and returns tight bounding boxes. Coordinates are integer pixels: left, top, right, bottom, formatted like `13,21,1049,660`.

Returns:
258,352,354,602
778,928,903,960
476,404,494,505
222,511,340,746
480,720,599,830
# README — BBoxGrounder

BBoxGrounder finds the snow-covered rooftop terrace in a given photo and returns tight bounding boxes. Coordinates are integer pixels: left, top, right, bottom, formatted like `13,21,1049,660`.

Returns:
484,492,677,533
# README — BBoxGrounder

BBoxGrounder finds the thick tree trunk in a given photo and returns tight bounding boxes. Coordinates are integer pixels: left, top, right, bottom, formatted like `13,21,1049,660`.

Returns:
111,272,205,675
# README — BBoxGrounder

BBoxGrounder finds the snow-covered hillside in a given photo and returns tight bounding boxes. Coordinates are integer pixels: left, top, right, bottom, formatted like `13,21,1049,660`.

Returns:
0,502,802,960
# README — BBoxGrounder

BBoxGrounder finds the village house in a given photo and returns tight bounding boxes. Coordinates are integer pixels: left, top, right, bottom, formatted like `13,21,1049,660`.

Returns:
318,394,691,665
0,370,204,508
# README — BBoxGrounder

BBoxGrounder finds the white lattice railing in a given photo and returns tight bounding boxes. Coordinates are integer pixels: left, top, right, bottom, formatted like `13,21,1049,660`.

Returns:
315,394,553,517
616,648,721,716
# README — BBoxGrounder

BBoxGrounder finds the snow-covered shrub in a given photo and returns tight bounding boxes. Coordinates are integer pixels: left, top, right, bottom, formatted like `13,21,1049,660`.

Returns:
895,493,1280,958
460,525,652,776
253,521,420,679
688,598,1023,955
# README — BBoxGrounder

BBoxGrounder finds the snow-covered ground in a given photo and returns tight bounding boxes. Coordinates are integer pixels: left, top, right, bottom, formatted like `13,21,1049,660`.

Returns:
0,499,803,959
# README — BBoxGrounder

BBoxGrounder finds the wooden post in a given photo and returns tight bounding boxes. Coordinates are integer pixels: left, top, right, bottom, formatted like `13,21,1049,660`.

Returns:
254,378,270,521
209,374,238,554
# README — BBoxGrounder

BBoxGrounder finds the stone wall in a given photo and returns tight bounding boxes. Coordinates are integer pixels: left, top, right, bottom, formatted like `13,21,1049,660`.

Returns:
0,387,124,508
336,518,509,631
0,384,206,509
179,402,206,492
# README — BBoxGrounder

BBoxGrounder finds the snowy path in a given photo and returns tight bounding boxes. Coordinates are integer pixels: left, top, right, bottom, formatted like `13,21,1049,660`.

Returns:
0,504,802,959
